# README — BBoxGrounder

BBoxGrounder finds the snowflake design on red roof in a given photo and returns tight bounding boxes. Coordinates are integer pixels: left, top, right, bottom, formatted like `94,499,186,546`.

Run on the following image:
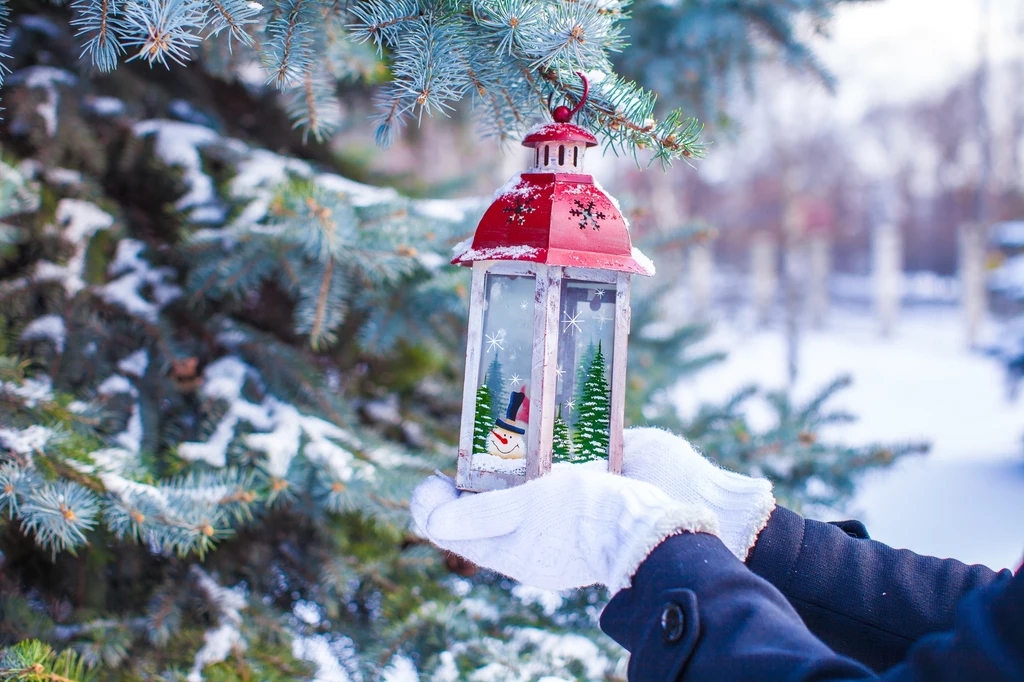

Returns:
569,199,606,231
502,195,537,225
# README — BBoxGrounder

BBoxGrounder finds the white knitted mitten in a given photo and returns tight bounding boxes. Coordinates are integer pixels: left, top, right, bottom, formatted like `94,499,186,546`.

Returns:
410,468,718,592
622,427,775,561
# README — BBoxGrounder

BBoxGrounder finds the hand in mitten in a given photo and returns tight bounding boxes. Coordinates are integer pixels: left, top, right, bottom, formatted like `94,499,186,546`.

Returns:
622,427,775,561
410,468,718,592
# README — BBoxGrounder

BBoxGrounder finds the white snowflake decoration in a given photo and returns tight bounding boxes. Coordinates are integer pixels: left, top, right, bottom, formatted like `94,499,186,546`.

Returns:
485,330,506,352
562,310,583,335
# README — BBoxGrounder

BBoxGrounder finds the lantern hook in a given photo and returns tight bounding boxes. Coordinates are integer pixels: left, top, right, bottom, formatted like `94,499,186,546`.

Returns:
551,72,589,123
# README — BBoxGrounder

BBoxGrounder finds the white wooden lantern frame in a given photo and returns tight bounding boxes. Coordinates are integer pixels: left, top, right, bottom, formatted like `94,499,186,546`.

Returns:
456,260,632,492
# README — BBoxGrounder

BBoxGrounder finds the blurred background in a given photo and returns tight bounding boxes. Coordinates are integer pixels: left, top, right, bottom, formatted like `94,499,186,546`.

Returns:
335,0,1024,571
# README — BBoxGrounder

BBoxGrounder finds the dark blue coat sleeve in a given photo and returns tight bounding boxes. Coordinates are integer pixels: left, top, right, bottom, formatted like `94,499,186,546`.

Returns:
599,532,1024,682
746,507,1012,671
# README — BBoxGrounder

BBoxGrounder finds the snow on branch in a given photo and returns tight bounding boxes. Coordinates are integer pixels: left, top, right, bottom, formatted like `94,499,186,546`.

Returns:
7,66,77,136
0,157,40,225
99,239,183,321
20,314,66,352
291,635,353,682
35,199,114,297
134,120,226,222
0,375,54,406
0,425,52,455
181,130,475,350
179,357,372,489
187,566,248,682
117,349,149,377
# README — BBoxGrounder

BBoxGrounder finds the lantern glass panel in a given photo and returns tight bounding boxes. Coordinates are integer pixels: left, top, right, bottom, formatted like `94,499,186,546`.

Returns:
470,271,536,477
555,278,616,463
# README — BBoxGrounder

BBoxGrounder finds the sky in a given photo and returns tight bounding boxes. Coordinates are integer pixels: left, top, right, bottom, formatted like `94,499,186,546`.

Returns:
692,0,1024,183
816,0,1020,124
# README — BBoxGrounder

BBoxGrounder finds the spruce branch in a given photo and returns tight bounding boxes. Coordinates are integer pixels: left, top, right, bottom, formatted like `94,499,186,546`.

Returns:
204,0,261,48
0,641,90,682
388,14,467,122
284,67,343,143
17,480,100,558
524,1,622,69
262,0,317,88
308,258,335,349
0,0,10,87
539,67,705,162
0,463,39,518
3,0,713,157
469,0,541,56
121,0,206,67
370,87,407,147
345,0,421,53
0,0,861,156
347,0,705,160
71,0,127,72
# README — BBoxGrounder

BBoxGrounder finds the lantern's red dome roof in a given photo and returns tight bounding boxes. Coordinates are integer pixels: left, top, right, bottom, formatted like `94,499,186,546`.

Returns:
522,122,598,148
451,172,655,276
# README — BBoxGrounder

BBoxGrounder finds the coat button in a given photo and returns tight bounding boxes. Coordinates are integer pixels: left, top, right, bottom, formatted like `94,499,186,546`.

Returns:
660,602,685,643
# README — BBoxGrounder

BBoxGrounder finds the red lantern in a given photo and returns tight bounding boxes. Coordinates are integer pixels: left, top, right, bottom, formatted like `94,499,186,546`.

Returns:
452,74,655,492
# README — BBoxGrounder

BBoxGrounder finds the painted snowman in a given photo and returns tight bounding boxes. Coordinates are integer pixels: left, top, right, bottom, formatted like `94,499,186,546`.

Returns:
488,389,529,459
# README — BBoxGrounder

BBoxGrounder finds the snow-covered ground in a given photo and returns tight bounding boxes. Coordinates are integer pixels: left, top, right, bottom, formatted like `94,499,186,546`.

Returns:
672,306,1024,571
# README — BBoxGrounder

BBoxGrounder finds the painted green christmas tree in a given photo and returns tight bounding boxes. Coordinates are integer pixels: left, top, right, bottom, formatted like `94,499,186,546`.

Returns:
472,384,495,455
574,342,611,461
485,352,506,420
552,405,575,463
572,342,598,426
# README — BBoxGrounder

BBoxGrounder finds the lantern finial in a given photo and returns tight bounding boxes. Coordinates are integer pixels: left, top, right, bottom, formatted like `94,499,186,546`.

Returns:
551,72,588,123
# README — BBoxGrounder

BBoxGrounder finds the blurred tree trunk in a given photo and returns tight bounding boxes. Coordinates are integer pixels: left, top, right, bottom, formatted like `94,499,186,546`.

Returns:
809,232,831,328
688,239,715,319
751,231,777,327
959,223,988,348
873,223,902,338
782,180,805,386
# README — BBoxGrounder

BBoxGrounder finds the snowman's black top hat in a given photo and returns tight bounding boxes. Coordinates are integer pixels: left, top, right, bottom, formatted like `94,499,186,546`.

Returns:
495,390,526,434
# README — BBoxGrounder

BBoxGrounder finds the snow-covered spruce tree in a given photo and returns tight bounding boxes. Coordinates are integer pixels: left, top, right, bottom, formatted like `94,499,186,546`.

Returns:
470,384,493,455
551,404,573,463
0,3,922,681
570,341,596,423
483,352,504,421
